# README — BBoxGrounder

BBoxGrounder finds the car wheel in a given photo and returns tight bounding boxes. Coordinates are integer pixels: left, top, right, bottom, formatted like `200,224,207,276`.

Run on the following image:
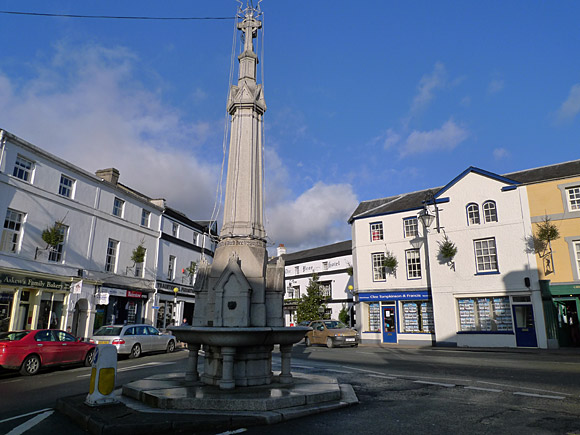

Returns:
20,355,41,376
326,338,334,349
129,343,142,359
84,349,96,367
305,337,311,347
166,340,175,353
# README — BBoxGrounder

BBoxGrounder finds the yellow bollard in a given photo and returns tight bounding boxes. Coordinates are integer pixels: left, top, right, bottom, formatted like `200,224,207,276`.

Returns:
85,344,118,406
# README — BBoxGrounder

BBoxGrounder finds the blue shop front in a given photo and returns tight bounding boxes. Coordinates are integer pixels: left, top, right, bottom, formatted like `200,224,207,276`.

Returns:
357,290,434,346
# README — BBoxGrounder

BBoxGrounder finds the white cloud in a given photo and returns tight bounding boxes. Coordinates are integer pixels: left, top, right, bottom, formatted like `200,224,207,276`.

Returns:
266,182,358,251
493,148,509,160
487,79,504,94
383,128,401,149
0,43,219,220
400,119,469,157
410,62,447,113
556,83,580,121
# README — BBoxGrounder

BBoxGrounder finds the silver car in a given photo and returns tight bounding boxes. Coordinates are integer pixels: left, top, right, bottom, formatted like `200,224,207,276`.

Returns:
90,324,176,358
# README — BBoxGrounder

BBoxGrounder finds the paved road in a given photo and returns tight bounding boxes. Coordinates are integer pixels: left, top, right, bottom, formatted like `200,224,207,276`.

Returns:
2,344,580,434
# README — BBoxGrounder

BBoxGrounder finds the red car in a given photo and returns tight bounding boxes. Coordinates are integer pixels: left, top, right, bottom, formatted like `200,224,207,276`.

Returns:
0,329,96,376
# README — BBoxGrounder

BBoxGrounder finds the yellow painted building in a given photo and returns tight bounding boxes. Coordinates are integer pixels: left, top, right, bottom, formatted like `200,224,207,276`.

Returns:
513,164,580,347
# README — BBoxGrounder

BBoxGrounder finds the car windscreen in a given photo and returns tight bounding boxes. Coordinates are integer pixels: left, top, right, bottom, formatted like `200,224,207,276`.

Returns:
323,321,348,329
93,326,123,336
0,331,30,341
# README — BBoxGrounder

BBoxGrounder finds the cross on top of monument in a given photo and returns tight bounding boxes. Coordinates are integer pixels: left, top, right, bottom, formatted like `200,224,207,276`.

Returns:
237,0,262,53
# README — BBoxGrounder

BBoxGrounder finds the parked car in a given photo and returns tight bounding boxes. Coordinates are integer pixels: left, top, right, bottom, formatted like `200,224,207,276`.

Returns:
304,320,360,348
89,324,176,358
0,329,96,376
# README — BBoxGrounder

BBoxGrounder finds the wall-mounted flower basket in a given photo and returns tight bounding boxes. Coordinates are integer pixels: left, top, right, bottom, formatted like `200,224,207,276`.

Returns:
437,234,457,270
131,243,146,265
41,221,65,249
382,250,398,276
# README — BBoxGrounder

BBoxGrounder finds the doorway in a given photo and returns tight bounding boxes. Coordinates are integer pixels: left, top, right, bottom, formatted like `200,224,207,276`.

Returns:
382,305,397,343
512,304,538,347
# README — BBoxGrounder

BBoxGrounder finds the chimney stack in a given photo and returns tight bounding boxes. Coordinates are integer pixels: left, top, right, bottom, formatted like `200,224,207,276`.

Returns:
95,168,120,185
277,244,286,257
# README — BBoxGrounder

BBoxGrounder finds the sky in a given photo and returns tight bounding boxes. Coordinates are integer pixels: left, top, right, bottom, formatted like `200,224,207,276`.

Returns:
0,1,579,254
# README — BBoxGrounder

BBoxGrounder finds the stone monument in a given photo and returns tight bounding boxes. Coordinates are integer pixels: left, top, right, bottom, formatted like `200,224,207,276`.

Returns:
167,0,308,390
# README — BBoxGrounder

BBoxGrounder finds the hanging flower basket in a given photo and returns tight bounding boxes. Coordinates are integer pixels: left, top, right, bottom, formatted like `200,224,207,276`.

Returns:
131,243,146,264
382,251,398,274
438,234,457,270
41,221,65,248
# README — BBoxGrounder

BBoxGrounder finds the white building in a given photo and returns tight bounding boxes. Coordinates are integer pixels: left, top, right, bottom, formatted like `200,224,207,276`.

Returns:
349,166,549,349
0,128,214,338
278,241,355,326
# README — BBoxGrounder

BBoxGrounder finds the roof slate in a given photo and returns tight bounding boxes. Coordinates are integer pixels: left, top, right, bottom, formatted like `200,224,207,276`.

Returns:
281,240,352,265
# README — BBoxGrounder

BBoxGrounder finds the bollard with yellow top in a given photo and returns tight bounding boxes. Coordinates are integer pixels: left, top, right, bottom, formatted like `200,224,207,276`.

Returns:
85,344,118,406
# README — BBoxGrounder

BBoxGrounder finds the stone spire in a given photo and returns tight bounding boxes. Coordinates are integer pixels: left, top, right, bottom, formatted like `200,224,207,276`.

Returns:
221,1,266,240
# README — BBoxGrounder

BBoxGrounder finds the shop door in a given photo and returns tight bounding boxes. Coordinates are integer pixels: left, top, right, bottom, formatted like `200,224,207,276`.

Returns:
382,306,397,343
512,305,538,347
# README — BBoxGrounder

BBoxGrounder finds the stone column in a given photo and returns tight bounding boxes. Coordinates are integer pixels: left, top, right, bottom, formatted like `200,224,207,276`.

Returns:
278,344,293,384
220,346,236,390
185,344,200,382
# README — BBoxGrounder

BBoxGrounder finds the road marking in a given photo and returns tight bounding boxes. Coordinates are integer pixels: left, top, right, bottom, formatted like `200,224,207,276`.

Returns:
513,392,565,400
414,380,456,388
394,373,470,383
5,410,54,435
464,386,502,393
368,374,397,380
292,365,313,369
325,369,353,374
356,352,377,355
342,366,387,375
77,362,173,377
477,381,572,396
0,408,53,424
1,379,22,384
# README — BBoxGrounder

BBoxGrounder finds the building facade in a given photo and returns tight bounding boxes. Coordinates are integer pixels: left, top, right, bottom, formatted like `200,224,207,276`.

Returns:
348,163,580,348
279,241,355,326
0,129,214,338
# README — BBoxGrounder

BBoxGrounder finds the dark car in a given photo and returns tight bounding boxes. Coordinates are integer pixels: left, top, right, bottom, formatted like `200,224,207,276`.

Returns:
0,329,96,376
305,320,360,348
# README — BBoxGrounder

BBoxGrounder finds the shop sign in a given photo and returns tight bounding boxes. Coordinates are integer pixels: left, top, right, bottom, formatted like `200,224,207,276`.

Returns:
156,282,194,294
0,273,66,290
358,291,430,301
71,280,83,294
127,290,142,298
95,293,110,305
100,287,127,297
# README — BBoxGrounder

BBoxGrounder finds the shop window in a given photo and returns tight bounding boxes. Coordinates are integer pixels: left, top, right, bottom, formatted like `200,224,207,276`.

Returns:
0,292,14,332
405,249,421,279
48,224,68,263
574,241,580,277
367,302,381,332
401,301,434,333
13,155,34,182
1,209,25,253
372,252,386,281
474,237,498,273
482,200,498,223
404,217,418,238
457,297,512,332
38,292,64,330
370,222,383,241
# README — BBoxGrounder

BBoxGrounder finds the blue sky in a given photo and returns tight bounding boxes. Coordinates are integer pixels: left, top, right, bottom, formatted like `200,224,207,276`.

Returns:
1,1,579,253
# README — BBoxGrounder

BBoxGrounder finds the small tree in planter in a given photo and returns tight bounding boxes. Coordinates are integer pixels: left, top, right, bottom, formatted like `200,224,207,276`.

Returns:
438,234,458,270
382,250,398,276
533,215,560,274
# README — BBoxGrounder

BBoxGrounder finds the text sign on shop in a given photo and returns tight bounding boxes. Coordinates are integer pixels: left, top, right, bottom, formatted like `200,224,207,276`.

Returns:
127,290,142,298
0,273,66,290
358,291,430,301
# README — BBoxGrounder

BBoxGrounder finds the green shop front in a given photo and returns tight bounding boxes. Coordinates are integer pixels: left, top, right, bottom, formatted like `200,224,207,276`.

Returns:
541,281,580,347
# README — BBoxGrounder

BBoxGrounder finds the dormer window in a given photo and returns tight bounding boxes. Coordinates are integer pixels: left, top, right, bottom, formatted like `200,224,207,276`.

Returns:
467,203,480,225
483,201,498,223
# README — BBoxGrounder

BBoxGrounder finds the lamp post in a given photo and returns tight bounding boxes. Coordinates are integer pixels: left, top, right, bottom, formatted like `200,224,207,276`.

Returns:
417,192,437,293
173,287,179,326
